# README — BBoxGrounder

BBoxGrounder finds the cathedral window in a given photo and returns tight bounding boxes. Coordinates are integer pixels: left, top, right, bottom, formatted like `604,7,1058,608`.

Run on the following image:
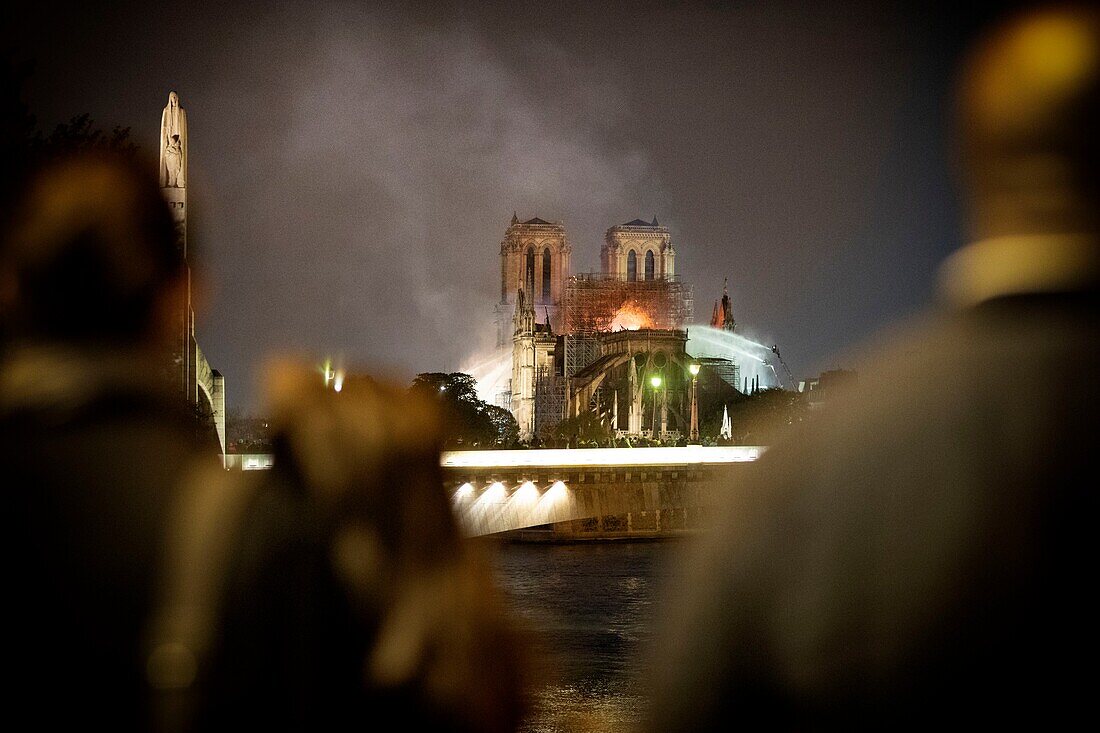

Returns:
542,248,552,301
645,250,655,280
627,250,637,281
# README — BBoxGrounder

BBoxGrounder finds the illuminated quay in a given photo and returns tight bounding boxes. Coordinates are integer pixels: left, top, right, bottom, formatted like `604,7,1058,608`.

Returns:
443,445,764,539
441,445,761,468
229,446,763,538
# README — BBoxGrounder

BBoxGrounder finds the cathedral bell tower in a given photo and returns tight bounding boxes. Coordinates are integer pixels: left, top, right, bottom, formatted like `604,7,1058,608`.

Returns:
601,217,675,281
495,214,570,348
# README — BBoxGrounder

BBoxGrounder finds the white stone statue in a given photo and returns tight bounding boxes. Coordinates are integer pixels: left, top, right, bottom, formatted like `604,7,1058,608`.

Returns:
159,91,187,188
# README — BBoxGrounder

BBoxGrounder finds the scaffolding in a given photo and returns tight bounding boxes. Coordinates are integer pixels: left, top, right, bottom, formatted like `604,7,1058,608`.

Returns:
563,273,694,336
563,334,601,378
534,365,566,438
698,357,741,394
494,384,512,411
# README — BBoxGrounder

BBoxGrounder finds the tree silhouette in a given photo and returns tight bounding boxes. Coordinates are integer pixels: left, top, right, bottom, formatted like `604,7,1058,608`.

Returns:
3,58,138,222
410,372,519,448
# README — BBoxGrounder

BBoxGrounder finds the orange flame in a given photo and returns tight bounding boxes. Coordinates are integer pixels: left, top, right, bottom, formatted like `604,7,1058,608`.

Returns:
610,302,653,331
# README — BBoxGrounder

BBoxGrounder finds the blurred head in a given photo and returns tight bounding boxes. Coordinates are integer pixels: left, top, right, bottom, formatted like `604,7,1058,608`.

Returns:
957,6,1100,241
0,154,184,349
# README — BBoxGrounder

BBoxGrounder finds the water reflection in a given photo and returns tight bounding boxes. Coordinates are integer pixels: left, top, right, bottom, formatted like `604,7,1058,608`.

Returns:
492,542,673,733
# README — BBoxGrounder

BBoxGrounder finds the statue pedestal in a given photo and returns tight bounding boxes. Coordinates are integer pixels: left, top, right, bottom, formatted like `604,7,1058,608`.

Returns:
162,186,186,221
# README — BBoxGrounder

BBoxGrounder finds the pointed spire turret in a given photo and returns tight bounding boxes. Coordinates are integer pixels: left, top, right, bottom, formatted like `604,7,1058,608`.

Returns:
511,211,518,225
513,287,535,336
720,276,736,332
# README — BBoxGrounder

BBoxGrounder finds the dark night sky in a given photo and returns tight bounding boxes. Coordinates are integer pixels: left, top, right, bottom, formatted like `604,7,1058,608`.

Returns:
4,1,1018,410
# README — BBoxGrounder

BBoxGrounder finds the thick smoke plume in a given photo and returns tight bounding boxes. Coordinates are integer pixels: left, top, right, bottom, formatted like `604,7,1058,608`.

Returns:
197,6,666,405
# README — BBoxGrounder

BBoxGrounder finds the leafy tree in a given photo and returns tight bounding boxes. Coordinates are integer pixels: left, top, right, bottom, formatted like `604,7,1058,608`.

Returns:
3,59,138,225
410,372,518,448
485,404,520,447
411,372,481,404
718,388,810,445
225,407,273,454
34,112,138,161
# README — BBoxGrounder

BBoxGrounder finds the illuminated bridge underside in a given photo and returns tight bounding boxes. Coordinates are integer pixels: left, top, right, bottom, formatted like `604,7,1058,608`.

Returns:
443,446,762,537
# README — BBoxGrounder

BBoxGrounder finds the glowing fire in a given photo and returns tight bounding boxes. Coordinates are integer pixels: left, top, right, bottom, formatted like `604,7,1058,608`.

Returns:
610,302,653,331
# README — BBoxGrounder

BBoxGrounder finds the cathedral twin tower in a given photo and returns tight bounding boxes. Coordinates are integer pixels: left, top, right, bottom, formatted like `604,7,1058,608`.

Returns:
494,214,677,348
497,214,682,441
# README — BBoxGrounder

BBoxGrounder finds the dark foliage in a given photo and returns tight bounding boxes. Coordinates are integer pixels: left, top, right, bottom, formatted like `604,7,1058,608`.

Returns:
410,372,519,448
539,410,613,448
702,387,811,445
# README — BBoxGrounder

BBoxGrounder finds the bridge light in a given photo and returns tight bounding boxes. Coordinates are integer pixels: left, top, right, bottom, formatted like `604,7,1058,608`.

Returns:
482,482,506,503
454,482,474,500
650,375,663,389
688,363,700,376
515,481,538,503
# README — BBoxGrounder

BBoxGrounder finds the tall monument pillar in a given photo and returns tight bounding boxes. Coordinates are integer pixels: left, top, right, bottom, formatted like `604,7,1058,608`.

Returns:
159,91,226,456
160,91,191,393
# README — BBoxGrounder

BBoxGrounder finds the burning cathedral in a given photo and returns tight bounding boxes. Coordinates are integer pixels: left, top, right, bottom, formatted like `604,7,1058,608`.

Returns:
493,214,742,442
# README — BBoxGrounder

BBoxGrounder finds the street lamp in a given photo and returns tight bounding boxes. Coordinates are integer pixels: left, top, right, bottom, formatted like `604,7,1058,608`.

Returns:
688,363,700,443
649,374,662,438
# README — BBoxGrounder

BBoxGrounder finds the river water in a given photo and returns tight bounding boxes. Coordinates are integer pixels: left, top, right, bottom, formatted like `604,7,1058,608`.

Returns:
491,541,680,733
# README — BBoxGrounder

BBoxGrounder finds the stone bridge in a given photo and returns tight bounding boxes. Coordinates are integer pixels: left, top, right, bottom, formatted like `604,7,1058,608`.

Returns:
441,446,763,538
194,344,226,454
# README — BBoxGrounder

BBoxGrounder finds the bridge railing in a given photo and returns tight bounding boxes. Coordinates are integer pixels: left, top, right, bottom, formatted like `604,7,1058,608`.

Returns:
440,445,763,469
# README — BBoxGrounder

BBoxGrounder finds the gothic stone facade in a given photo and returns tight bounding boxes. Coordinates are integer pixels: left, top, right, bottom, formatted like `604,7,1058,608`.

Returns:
510,288,557,440
495,215,571,348
503,215,695,441
601,217,676,281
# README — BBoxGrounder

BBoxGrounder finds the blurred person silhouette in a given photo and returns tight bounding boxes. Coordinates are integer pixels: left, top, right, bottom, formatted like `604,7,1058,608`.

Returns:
174,364,528,731
648,6,1099,729
0,156,526,731
0,154,212,727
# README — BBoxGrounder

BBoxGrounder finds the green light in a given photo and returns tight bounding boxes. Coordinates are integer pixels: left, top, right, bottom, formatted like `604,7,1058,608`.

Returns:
650,375,663,388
